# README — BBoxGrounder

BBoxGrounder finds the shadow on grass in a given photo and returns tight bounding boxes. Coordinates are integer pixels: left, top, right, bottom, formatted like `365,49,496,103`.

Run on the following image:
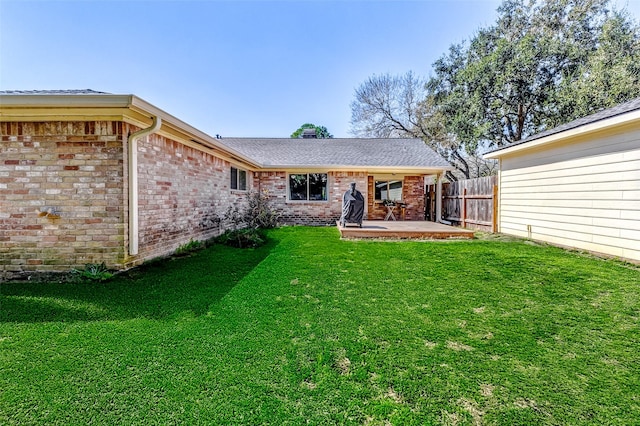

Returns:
0,238,278,323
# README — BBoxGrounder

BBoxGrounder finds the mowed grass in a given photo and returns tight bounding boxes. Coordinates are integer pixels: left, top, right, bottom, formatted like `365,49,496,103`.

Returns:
1,227,639,425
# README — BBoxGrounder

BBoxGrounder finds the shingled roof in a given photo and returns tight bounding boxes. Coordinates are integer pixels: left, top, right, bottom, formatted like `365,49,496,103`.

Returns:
486,97,640,155
0,89,109,95
0,90,452,172
219,137,452,169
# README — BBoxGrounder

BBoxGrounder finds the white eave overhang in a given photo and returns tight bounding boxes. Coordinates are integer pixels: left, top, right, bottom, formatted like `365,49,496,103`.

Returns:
254,164,453,174
0,93,261,170
484,108,640,160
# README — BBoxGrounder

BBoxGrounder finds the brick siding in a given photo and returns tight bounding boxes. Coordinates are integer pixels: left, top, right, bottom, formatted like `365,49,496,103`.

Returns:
0,121,246,278
133,129,247,265
256,171,368,225
1,120,430,277
1,121,126,277
368,175,425,221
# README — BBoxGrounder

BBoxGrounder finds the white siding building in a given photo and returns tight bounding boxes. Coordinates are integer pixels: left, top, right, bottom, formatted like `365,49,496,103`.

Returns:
485,98,640,262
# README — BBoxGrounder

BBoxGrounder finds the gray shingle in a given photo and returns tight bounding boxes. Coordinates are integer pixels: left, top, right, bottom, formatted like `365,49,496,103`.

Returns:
0,89,109,95
220,138,451,168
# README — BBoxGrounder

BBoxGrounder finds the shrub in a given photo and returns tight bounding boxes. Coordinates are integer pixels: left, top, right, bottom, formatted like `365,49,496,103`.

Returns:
243,190,279,229
174,239,203,256
216,228,265,248
71,262,114,282
218,190,278,248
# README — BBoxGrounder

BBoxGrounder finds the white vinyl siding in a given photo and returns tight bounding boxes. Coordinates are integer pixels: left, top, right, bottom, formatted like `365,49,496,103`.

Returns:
497,127,640,261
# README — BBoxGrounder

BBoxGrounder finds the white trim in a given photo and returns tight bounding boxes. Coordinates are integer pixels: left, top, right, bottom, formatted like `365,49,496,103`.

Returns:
484,110,640,159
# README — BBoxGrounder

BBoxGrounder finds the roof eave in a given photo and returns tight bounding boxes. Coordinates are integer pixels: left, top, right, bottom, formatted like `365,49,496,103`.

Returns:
0,93,261,169
484,109,640,159
258,164,452,174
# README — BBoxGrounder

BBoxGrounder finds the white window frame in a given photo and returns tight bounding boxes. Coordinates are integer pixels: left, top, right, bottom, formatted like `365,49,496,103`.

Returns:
230,166,247,191
374,178,403,201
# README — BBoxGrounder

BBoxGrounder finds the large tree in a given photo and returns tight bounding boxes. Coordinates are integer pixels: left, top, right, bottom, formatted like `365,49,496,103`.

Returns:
428,0,640,148
291,123,333,138
350,0,640,179
350,72,493,179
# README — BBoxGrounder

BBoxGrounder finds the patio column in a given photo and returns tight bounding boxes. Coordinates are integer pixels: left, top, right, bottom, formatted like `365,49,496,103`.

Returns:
436,172,443,222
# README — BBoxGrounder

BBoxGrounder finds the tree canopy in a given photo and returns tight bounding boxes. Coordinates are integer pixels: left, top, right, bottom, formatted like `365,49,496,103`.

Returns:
291,123,334,139
350,0,640,179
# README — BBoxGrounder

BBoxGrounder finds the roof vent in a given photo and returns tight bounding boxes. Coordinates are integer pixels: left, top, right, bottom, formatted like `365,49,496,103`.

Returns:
301,128,317,138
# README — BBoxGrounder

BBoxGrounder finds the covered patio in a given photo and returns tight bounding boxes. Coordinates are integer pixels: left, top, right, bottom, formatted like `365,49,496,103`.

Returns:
337,220,474,239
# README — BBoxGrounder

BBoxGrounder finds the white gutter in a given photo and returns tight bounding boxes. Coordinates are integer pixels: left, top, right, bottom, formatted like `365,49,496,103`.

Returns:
128,116,161,255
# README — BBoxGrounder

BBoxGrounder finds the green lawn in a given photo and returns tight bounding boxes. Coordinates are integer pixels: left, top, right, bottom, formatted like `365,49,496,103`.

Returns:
1,227,639,425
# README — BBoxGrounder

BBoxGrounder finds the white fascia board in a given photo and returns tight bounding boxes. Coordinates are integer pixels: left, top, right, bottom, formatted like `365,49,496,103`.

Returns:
0,93,261,170
258,165,453,174
0,93,133,108
484,109,640,159
128,96,261,169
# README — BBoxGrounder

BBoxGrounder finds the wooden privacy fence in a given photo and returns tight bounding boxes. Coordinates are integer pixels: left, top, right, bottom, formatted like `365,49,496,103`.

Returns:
442,176,498,232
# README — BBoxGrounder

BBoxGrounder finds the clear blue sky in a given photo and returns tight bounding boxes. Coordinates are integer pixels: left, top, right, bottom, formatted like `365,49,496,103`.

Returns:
2,0,639,138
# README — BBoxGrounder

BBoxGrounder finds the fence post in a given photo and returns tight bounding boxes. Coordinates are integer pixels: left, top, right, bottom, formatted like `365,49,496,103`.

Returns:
492,185,498,233
462,188,467,229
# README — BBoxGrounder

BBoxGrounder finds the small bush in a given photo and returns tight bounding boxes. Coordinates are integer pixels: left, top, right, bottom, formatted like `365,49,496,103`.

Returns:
216,228,266,248
243,190,279,229
71,262,114,282
175,239,203,256
223,190,279,231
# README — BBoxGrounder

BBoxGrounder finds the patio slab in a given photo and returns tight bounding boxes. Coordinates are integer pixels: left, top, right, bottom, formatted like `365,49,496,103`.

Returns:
337,220,475,239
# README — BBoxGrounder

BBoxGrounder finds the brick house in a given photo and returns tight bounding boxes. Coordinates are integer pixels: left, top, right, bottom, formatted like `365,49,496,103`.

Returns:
0,90,452,277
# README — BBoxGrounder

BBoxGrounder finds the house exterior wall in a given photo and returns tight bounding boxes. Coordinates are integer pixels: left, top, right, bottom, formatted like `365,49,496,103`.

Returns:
131,127,247,267
497,126,640,262
367,175,425,221
255,171,367,225
1,121,127,277
0,120,248,278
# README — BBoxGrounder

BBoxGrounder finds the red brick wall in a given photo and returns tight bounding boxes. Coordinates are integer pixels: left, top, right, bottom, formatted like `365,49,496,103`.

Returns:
0,121,248,277
1,121,126,277
256,171,367,225
368,175,425,220
133,129,247,264
1,120,429,278
402,176,425,220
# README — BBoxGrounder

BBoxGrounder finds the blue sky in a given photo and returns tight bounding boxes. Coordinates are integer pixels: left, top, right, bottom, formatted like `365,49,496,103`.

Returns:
2,0,639,138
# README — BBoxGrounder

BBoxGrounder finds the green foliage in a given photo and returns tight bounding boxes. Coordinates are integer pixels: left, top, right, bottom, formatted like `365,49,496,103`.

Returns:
351,0,640,179
218,191,278,248
243,190,279,229
71,262,114,282
428,0,640,148
2,227,639,424
224,190,279,231
291,123,334,138
215,227,266,248
174,239,203,256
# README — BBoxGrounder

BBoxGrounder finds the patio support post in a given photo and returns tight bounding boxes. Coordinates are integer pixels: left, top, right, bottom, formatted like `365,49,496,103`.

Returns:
436,172,443,223
128,116,161,256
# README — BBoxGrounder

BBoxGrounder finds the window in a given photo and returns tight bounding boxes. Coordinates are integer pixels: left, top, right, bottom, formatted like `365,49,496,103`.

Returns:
375,180,402,201
230,167,247,191
289,173,328,201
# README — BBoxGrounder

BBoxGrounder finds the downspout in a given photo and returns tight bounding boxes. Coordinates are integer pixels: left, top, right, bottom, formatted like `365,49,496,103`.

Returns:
128,116,162,255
